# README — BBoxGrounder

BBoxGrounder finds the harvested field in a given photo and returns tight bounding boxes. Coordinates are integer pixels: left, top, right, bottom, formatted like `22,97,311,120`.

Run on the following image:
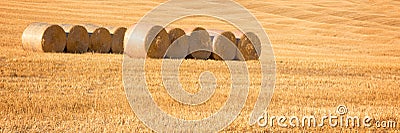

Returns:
0,0,399,132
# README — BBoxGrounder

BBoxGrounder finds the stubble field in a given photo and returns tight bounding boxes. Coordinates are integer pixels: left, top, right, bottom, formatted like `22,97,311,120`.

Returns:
0,0,399,132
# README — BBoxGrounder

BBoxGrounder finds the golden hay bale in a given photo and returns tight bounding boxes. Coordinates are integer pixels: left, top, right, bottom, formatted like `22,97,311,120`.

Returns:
107,26,127,54
83,24,112,53
166,28,189,58
124,23,171,58
237,32,261,61
21,22,66,52
188,27,212,59
145,26,170,58
211,31,237,60
60,24,89,53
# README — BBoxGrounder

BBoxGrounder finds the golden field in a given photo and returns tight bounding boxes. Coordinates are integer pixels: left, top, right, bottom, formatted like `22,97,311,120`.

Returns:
0,0,400,132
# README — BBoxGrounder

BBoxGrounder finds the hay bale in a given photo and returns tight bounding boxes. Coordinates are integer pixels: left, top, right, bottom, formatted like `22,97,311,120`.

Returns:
145,26,170,58
83,24,112,53
107,26,127,54
237,32,261,61
124,23,171,58
166,28,189,58
211,31,237,60
21,22,66,52
60,24,89,53
188,27,212,59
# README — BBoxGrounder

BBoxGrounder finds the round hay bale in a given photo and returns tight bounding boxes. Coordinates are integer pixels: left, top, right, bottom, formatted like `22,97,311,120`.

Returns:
166,28,189,59
83,24,112,53
237,32,261,61
124,23,171,58
211,31,237,60
107,26,127,54
60,24,89,53
188,27,212,59
21,22,66,52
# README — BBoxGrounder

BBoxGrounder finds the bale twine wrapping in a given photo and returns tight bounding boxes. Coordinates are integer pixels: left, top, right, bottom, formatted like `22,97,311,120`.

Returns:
188,27,212,59
211,31,237,60
166,28,189,58
84,24,112,53
21,22,66,52
60,24,89,53
237,32,261,61
124,23,171,58
107,26,127,54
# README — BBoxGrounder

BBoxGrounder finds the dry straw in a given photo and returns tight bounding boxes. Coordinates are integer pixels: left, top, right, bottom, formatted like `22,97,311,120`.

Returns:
106,26,127,54
83,24,112,53
237,32,261,61
188,27,212,59
60,24,89,53
21,22,66,52
166,28,189,58
211,31,237,60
